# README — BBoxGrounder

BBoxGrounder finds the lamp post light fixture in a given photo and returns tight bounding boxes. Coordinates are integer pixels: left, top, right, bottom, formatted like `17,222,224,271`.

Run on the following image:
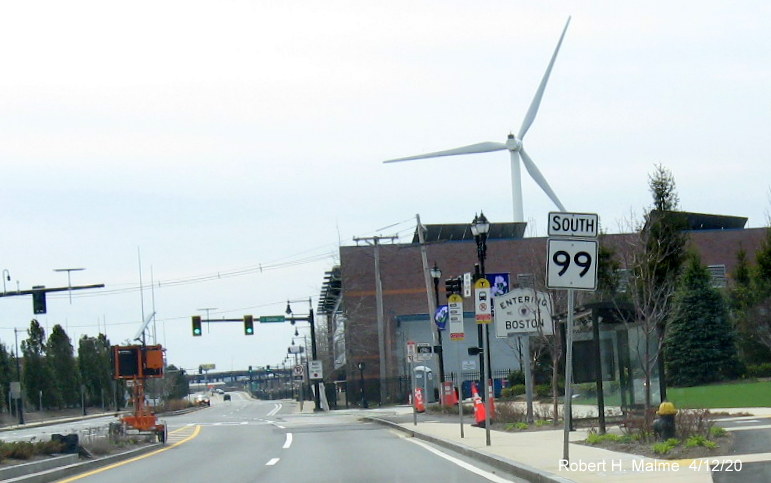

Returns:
2,269,10,294
430,263,447,402
53,267,85,304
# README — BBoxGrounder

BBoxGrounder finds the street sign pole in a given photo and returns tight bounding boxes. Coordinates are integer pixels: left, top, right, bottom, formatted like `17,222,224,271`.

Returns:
457,341,464,438
407,341,418,426
547,211,599,465
563,288,575,463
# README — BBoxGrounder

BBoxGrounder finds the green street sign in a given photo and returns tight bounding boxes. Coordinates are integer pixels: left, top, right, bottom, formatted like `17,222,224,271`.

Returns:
259,315,286,323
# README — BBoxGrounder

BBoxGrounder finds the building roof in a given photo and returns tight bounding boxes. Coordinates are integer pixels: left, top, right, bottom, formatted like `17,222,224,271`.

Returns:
647,210,747,231
411,222,527,243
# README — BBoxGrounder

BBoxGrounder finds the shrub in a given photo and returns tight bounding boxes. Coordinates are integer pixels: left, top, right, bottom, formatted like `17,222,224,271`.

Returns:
7,441,35,460
493,402,527,423
710,426,727,438
746,363,771,378
587,432,623,445
507,370,525,385
684,435,717,449
504,422,529,431
535,383,564,398
574,383,597,398
676,409,714,440
35,440,65,455
652,439,679,455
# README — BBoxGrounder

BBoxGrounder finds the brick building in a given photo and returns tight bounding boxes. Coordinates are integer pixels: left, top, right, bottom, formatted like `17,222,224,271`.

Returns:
317,213,767,405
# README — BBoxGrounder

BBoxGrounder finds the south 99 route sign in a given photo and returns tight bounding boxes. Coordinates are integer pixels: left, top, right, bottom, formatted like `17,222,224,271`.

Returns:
546,238,599,290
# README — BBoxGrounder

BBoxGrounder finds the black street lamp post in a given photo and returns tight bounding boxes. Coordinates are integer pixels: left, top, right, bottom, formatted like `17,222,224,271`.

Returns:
471,213,492,398
472,212,492,444
287,299,321,411
430,263,446,402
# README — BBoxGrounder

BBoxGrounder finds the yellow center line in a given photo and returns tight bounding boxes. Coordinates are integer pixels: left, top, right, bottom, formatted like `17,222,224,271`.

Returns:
56,425,201,482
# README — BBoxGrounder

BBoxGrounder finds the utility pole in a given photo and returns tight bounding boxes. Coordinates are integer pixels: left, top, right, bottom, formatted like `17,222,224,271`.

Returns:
353,234,397,405
416,215,443,398
14,328,24,424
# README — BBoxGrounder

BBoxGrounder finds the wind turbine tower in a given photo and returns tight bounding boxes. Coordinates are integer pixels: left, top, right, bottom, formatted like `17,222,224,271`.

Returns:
384,17,571,223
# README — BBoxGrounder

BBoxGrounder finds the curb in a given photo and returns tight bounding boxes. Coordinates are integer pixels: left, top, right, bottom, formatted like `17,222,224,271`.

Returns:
4,443,162,483
0,413,114,433
365,417,574,483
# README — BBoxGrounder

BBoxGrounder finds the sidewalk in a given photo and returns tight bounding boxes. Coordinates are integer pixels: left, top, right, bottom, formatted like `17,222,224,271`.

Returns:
363,404,771,483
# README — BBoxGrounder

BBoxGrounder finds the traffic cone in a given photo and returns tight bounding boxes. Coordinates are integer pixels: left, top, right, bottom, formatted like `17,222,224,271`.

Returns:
414,387,426,413
471,382,486,427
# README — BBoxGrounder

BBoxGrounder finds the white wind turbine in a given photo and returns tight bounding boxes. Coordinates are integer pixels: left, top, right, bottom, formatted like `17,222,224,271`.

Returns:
384,17,571,223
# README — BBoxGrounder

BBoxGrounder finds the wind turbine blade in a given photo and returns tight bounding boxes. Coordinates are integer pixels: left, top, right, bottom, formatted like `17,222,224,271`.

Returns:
383,142,507,163
518,16,571,140
519,147,566,211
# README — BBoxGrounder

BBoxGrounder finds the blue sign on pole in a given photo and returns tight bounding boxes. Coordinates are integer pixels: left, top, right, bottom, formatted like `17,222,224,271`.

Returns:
434,305,448,330
486,273,510,297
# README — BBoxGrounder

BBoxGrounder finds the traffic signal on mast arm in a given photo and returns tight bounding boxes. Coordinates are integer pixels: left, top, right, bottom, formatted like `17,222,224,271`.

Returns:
32,286,47,314
244,315,254,335
192,316,202,336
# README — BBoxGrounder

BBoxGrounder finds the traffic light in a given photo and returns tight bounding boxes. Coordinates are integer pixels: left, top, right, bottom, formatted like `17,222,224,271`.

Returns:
192,315,202,336
244,315,254,335
444,277,462,298
32,286,47,314
467,346,483,356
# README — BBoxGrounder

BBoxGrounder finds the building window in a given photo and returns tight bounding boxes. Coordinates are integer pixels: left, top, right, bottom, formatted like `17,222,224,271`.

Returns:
616,269,632,293
707,265,727,288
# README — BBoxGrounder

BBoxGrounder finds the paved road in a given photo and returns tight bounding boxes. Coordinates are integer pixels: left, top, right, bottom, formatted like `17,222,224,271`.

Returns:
712,416,771,483
33,392,527,482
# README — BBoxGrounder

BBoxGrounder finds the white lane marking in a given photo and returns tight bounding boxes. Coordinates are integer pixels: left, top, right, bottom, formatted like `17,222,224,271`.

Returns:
406,438,512,483
726,424,771,431
267,403,282,417
241,421,248,425
266,458,280,466
283,433,293,449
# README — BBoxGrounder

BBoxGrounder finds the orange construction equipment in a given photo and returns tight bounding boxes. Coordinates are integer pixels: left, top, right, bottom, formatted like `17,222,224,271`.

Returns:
414,387,426,413
471,382,487,427
112,345,168,443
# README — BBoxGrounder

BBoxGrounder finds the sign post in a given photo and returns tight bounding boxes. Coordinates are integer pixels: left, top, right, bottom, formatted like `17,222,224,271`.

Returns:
447,293,466,438
407,341,418,426
547,211,599,464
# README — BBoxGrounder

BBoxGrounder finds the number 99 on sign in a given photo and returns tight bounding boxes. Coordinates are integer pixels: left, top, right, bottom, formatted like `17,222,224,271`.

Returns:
546,239,599,290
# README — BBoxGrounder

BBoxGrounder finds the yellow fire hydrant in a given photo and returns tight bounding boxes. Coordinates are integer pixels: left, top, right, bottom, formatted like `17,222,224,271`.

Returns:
654,401,677,439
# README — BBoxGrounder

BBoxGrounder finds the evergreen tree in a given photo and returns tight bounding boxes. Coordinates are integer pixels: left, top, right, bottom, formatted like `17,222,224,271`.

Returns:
165,364,190,400
46,325,81,408
743,228,771,354
624,164,689,407
78,334,115,409
729,249,771,363
21,319,58,409
666,253,741,386
0,342,11,413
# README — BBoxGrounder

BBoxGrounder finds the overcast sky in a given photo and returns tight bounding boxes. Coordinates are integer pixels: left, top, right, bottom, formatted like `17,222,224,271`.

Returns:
1,1,769,374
